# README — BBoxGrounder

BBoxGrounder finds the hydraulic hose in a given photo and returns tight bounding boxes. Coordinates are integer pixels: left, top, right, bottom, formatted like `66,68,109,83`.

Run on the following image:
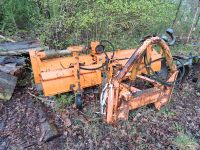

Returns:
80,40,115,71
144,55,185,86
80,63,107,70
100,40,115,59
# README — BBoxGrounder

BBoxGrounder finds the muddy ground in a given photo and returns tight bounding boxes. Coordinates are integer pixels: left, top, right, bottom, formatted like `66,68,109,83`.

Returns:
0,63,200,150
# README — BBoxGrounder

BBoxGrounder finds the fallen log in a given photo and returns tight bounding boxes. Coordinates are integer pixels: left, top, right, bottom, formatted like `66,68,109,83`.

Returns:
0,63,24,75
0,40,48,56
0,56,26,75
0,56,25,65
0,47,47,56
0,71,17,100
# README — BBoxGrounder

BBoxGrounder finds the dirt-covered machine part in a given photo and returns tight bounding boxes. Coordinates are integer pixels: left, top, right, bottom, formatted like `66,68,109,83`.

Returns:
29,41,161,96
30,35,179,123
102,37,178,123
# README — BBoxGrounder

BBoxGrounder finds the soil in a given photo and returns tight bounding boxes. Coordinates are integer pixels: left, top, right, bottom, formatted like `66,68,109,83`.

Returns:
0,63,200,150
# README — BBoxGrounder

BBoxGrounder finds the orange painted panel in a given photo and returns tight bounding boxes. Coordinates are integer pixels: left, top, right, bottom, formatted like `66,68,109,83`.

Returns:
30,47,162,96
41,70,101,96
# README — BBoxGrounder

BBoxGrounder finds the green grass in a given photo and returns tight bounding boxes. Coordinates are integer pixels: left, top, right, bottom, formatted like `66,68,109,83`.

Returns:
171,123,199,150
173,133,199,150
159,106,175,117
172,123,185,133
55,93,74,109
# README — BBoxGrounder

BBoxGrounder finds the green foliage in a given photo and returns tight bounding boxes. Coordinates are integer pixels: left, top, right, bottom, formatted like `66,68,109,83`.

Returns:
173,0,200,36
172,43,196,55
0,0,39,32
0,0,198,49
172,123,185,133
0,0,178,49
173,133,199,150
160,106,175,116
55,93,74,109
171,123,199,149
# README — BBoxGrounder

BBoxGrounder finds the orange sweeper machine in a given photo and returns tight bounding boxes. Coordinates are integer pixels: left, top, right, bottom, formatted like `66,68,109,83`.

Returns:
29,30,183,123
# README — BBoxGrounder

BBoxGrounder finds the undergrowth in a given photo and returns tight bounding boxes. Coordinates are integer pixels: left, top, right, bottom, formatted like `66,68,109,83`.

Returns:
55,93,74,109
1,0,199,50
173,133,199,150
171,123,199,150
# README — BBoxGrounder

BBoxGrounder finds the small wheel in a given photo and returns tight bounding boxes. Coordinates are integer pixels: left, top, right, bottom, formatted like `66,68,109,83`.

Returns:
75,94,83,109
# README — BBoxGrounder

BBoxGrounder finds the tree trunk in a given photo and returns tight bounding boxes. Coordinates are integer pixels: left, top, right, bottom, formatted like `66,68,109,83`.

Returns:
186,2,200,43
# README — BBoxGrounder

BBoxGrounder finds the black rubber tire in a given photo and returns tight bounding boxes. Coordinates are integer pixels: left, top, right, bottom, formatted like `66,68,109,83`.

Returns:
75,94,83,109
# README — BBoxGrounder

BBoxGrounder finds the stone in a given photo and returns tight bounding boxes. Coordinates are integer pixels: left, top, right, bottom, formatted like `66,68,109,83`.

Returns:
0,71,17,100
40,120,59,142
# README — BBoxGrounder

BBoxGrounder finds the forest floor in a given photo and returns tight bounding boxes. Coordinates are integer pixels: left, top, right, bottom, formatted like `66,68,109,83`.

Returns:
0,52,200,150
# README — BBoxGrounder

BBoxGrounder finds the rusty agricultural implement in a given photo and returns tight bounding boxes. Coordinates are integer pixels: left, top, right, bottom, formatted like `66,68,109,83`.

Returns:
30,30,184,123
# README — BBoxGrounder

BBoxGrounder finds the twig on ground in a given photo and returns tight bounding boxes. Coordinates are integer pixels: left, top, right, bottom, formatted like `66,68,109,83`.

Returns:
27,92,55,105
39,130,46,142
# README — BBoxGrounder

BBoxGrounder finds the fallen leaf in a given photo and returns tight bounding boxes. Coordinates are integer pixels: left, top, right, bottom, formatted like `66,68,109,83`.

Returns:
64,118,72,127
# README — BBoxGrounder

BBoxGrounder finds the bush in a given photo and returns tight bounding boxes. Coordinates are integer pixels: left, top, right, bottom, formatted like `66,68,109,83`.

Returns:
33,0,177,49
0,0,39,32
2,0,198,49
